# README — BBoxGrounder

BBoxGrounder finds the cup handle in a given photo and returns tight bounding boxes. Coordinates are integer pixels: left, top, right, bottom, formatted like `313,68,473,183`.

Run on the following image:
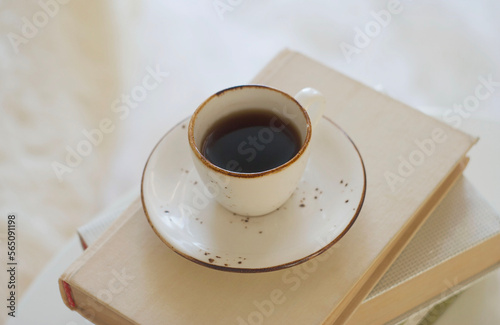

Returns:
294,88,326,128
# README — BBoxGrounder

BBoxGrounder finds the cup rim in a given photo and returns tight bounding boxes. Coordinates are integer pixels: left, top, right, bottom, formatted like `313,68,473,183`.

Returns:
188,85,312,178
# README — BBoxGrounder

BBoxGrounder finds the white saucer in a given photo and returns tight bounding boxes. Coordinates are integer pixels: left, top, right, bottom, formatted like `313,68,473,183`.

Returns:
141,116,366,272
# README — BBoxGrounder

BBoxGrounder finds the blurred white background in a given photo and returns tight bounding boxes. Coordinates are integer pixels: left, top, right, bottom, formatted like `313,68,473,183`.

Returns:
0,0,499,324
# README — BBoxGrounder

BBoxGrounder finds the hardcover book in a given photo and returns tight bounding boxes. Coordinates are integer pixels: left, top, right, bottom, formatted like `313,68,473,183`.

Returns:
59,50,477,324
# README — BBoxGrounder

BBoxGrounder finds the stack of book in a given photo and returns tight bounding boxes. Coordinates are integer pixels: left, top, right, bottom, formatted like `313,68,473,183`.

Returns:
59,50,500,325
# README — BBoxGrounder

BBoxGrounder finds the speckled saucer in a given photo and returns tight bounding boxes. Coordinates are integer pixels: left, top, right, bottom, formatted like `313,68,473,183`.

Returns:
141,116,366,273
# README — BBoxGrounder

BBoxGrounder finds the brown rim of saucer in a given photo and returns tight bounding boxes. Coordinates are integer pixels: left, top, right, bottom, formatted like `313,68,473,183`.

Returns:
140,115,367,273
187,85,312,178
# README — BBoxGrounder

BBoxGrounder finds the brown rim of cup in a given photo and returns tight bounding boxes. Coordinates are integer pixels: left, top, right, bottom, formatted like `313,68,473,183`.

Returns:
187,85,312,178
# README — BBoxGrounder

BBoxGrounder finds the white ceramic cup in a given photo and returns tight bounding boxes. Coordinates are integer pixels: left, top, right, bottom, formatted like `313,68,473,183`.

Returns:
188,85,325,216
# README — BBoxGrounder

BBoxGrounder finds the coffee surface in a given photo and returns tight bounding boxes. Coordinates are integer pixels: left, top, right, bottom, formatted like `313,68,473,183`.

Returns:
201,109,301,173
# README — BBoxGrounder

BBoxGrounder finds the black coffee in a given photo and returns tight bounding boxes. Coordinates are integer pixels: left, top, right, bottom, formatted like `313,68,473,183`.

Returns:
201,109,302,173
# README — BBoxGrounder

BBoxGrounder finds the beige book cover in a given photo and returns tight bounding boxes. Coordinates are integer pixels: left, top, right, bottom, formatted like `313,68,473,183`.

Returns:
59,50,477,325
349,176,500,325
